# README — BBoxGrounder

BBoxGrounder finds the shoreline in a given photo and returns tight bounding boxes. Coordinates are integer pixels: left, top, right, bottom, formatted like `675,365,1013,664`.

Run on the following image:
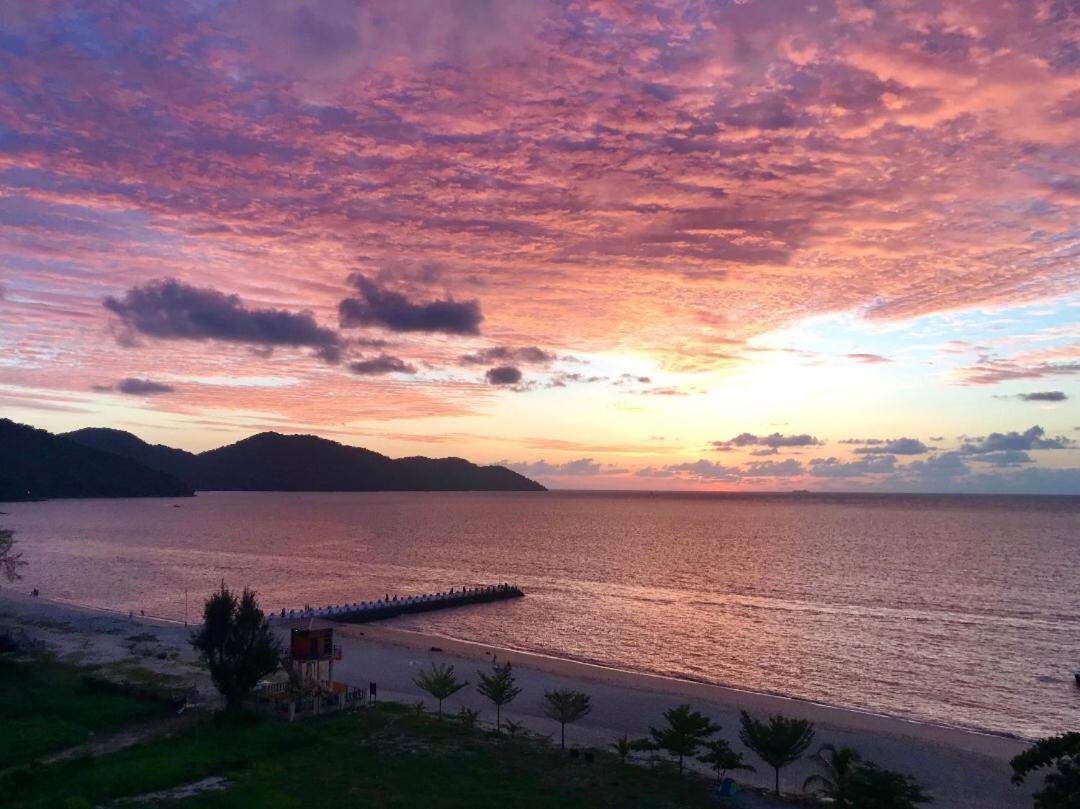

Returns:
337,622,1028,758
3,589,1031,748
347,623,1031,745
0,590,1038,807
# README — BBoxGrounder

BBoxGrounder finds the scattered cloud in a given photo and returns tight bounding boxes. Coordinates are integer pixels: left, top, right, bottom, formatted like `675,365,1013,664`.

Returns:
347,355,417,375
959,425,1074,454
92,378,177,396
845,353,891,364
504,458,603,476
104,279,340,351
1017,391,1068,402
852,438,929,455
809,455,898,477
968,450,1033,467
712,432,822,451
485,366,522,385
957,359,1080,385
459,346,555,366
340,274,482,335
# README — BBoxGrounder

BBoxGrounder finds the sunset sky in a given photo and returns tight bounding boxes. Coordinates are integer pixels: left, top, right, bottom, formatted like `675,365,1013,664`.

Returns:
0,1,1077,492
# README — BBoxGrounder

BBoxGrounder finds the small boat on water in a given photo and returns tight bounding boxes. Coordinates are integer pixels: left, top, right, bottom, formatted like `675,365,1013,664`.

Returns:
1075,670,1080,687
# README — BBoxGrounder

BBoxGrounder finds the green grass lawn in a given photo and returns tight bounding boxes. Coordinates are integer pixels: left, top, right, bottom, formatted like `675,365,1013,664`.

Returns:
0,656,176,769
2,697,721,809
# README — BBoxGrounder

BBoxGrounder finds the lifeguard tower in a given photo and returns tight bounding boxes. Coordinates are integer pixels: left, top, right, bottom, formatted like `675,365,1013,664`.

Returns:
290,620,341,691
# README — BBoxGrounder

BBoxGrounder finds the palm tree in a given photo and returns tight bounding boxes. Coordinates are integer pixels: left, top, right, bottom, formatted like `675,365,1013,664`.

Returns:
541,688,592,750
803,744,862,806
612,735,635,764
698,739,755,783
413,662,468,719
738,711,815,796
476,660,521,731
847,763,933,808
648,704,721,775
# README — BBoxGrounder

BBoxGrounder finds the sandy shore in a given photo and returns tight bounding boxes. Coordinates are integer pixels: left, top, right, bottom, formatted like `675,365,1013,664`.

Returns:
0,591,1036,808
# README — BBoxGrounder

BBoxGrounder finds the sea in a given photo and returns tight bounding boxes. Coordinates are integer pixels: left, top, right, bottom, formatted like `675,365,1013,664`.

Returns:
2,490,1077,739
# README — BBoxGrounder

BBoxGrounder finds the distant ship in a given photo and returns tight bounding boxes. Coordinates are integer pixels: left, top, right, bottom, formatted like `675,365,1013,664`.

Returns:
1074,670,1080,687
790,489,811,494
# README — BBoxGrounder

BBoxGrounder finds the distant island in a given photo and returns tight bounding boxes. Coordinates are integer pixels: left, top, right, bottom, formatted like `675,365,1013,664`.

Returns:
0,419,545,501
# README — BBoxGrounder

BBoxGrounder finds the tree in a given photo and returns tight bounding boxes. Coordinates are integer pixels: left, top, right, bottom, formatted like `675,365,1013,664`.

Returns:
698,738,755,783
738,711,815,796
542,688,592,750
413,662,468,719
648,704,721,775
1011,732,1080,809
189,585,280,711
803,744,863,806
612,735,635,764
476,660,521,731
847,763,933,808
0,528,27,586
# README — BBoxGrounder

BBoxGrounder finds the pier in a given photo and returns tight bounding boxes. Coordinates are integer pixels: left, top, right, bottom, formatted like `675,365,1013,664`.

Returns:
280,584,523,624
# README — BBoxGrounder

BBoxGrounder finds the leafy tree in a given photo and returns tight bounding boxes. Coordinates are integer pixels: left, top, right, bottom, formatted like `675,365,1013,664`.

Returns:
476,660,521,731
698,738,755,783
413,662,468,719
648,704,721,775
847,763,933,808
542,688,593,750
189,585,280,711
0,528,27,586
1011,732,1080,809
504,718,524,737
738,711,815,796
803,744,863,806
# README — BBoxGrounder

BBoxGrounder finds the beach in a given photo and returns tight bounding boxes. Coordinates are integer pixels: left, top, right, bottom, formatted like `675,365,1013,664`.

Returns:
0,589,1037,808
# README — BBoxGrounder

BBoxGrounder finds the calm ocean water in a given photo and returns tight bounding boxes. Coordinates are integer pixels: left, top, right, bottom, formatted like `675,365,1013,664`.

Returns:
3,490,1078,738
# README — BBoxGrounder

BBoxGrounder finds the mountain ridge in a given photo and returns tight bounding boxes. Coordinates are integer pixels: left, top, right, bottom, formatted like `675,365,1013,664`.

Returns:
0,419,195,501
60,426,545,494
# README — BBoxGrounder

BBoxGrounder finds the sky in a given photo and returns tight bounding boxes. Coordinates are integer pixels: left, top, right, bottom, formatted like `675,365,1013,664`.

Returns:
0,0,1077,493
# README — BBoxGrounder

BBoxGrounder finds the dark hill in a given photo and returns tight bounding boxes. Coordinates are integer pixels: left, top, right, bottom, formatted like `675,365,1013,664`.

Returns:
62,427,196,482
61,427,545,493
192,432,399,491
0,420,195,502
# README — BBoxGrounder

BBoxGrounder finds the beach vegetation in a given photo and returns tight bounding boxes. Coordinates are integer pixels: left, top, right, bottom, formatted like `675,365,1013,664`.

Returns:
647,703,721,775
803,744,862,805
612,734,636,764
1010,732,1080,809
0,657,173,769
0,527,28,585
457,705,480,730
738,711,815,796
541,688,593,750
698,738,755,783
0,698,723,809
412,662,468,719
189,585,280,712
847,762,933,808
476,659,521,731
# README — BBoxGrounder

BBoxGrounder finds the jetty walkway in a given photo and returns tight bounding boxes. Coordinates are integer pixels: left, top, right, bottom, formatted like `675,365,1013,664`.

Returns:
279,583,523,624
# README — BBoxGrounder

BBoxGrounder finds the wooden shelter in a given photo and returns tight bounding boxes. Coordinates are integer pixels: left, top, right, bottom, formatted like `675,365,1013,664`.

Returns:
290,620,340,689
